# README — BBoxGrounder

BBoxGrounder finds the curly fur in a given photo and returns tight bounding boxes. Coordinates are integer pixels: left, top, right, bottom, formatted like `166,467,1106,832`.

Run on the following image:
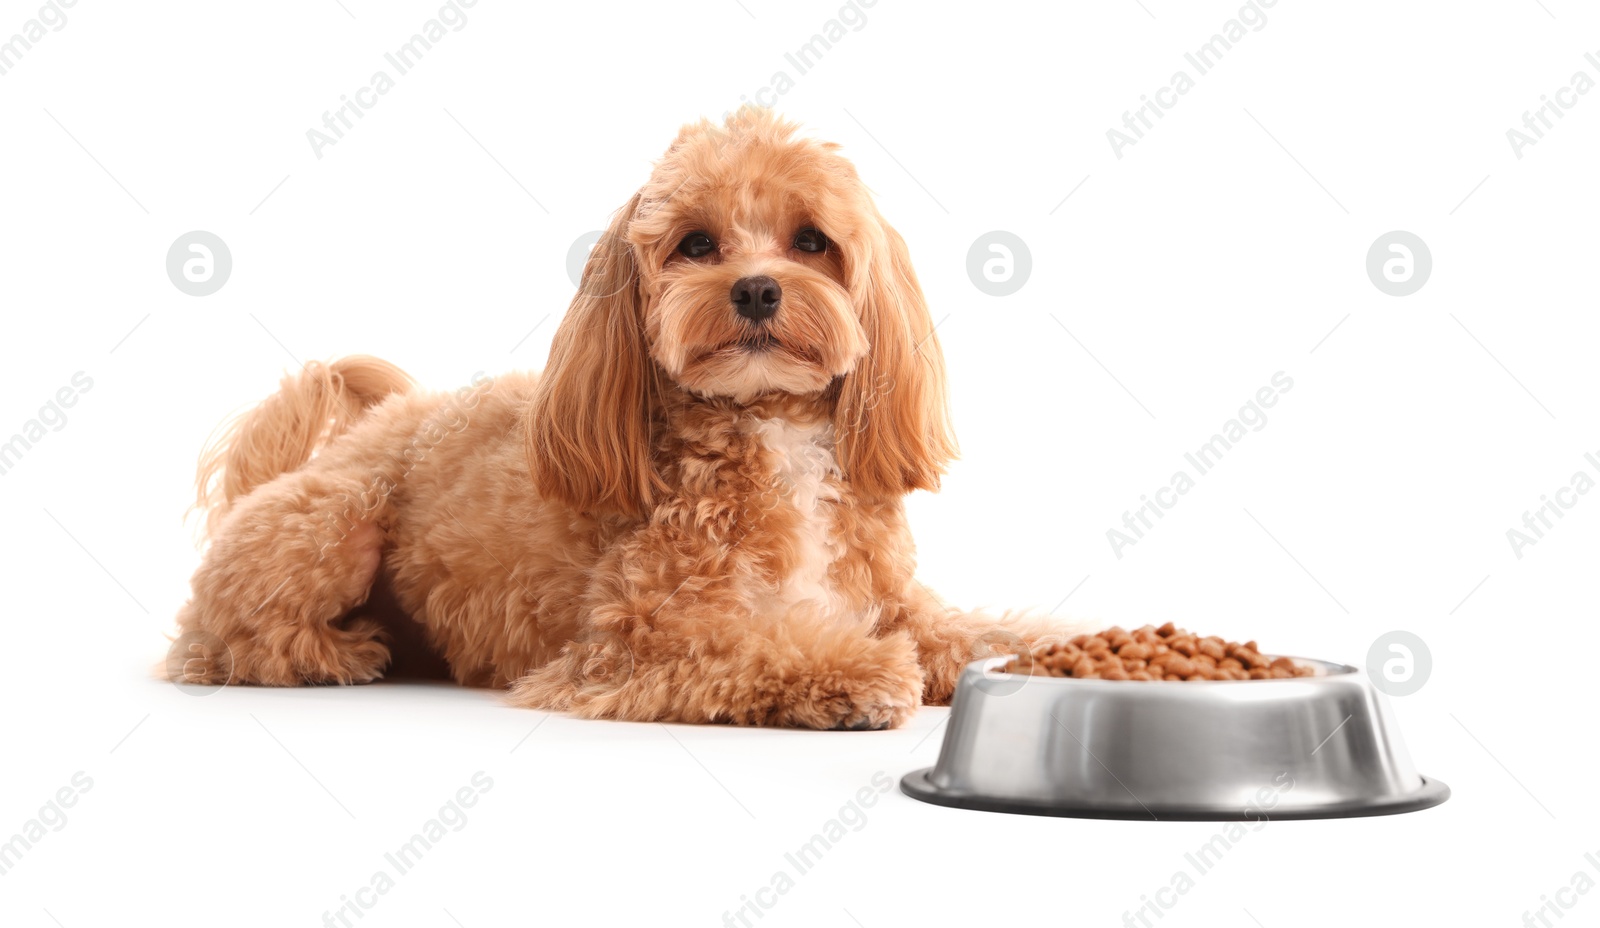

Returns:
169,109,1065,729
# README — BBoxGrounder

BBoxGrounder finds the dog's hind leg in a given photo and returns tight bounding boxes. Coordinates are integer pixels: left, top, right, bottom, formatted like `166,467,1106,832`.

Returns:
174,470,394,685
173,356,416,686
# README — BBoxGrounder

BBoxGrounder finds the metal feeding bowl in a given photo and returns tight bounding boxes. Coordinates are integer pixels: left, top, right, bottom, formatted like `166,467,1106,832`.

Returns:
902,656,1449,820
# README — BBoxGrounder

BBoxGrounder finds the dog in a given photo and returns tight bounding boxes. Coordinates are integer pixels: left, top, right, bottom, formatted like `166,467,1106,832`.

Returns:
171,108,1059,729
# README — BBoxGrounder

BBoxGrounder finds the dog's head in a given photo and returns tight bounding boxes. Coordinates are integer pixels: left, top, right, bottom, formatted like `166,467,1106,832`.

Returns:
528,108,955,517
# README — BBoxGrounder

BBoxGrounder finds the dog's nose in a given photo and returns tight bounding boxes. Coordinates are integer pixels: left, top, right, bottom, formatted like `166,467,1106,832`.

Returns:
730,276,781,323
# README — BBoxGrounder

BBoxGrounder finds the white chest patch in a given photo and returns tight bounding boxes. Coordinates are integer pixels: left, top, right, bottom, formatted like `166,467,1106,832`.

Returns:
747,417,851,624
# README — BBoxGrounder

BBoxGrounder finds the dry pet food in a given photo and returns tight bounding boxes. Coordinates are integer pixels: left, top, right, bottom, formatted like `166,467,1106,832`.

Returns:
997,623,1315,681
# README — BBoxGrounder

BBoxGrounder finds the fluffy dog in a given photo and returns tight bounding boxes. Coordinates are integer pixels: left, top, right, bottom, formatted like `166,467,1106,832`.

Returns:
172,108,1058,729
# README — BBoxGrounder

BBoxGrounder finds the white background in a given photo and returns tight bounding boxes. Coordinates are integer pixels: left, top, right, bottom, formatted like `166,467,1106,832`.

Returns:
2,0,1597,925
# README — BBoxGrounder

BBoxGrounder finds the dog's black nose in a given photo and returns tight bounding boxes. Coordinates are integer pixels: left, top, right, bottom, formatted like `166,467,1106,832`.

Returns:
730,276,781,323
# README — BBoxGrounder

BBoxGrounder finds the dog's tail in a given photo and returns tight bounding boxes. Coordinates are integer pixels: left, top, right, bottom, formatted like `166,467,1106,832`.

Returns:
192,355,414,538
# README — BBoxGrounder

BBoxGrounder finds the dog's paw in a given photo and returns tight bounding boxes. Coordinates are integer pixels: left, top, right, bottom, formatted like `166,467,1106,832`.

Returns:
920,620,1067,705
756,633,924,731
508,629,922,729
779,671,920,731
309,617,391,685
506,662,579,711
506,636,636,713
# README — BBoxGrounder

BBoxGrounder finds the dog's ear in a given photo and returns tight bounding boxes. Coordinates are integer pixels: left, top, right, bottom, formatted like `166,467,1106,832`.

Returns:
835,216,958,498
527,193,662,517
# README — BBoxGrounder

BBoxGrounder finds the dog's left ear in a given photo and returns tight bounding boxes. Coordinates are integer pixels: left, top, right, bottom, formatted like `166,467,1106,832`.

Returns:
835,216,958,498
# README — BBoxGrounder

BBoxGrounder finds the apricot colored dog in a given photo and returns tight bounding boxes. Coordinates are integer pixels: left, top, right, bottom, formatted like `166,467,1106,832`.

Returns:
172,109,1057,729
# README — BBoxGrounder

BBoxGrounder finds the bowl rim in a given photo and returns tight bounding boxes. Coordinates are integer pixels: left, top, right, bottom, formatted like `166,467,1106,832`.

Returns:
976,654,1359,684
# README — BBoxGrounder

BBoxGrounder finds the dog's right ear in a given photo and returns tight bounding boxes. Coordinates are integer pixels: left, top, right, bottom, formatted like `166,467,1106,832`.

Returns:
527,193,662,518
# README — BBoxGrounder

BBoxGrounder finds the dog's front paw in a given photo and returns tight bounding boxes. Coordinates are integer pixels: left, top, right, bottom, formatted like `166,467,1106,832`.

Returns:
791,679,919,731
920,620,1066,706
507,661,579,711
322,617,392,685
752,632,923,731
508,628,923,729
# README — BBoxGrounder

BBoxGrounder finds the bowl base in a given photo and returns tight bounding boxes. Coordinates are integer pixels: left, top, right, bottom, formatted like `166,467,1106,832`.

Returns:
900,769,1450,821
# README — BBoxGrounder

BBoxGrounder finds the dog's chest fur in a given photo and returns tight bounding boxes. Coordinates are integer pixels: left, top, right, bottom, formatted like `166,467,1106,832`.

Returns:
745,416,851,622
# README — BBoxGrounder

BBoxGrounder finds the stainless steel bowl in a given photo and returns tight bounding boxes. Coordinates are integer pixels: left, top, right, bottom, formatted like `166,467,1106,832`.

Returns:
902,656,1448,820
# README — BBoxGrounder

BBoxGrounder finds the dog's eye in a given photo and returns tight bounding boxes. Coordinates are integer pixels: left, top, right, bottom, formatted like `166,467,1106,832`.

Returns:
793,228,828,253
677,232,715,259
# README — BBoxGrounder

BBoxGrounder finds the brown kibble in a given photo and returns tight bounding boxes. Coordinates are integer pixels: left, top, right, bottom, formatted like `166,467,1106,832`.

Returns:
1235,648,1268,670
993,627,1319,684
